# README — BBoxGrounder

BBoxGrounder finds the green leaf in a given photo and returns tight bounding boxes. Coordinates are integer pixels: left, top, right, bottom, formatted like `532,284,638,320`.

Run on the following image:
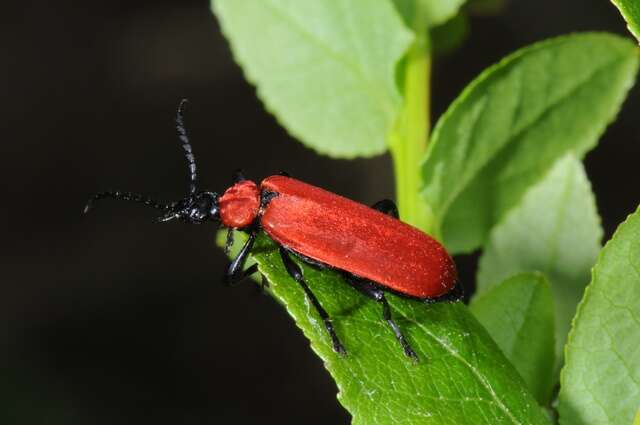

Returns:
470,273,555,404
558,205,640,425
212,0,414,158
230,234,550,425
392,0,466,29
611,0,640,43
476,155,602,371
431,13,469,55
421,33,638,252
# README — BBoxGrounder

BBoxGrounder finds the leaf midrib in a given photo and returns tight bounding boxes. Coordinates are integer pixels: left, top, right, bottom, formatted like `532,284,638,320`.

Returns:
396,304,524,425
438,52,628,218
541,161,575,277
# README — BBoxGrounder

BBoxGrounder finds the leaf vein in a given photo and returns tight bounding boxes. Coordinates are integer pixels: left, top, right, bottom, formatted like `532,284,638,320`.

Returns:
400,310,524,425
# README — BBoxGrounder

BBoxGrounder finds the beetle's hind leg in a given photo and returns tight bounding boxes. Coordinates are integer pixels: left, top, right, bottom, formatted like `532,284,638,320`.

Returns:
347,277,418,361
279,247,346,356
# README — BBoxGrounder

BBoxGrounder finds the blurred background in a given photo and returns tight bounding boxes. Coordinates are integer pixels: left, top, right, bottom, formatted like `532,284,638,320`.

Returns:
1,0,639,424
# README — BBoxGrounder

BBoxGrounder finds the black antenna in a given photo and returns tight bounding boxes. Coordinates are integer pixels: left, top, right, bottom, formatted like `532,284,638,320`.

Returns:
84,100,214,222
176,99,197,195
83,191,169,215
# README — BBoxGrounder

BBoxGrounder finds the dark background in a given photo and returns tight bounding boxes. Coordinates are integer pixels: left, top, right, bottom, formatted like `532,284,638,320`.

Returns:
2,1,639,424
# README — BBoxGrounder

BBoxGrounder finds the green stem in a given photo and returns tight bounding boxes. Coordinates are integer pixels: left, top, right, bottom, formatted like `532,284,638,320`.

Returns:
389,31,433,234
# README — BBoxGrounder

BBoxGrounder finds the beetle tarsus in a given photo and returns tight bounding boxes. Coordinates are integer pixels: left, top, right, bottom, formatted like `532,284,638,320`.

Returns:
348,277,419,361
224,263,259,287
260,274,270,290
381,295,418,362
226,231,257,285
224,228,235,255
279,247,347,356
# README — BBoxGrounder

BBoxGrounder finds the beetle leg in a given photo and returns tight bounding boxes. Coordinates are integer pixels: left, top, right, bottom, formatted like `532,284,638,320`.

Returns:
225,263,261,287
371,199,399,218
279,247,346,356
348,278,418,361
224,228,235,255
260,274,270,289
379,293,418,361
225,231,256,285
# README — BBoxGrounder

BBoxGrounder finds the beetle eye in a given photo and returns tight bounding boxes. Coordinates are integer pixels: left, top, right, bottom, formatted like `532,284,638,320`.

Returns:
197,197,211,210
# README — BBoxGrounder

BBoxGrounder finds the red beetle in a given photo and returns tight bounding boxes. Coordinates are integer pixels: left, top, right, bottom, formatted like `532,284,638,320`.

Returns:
85,101,460,360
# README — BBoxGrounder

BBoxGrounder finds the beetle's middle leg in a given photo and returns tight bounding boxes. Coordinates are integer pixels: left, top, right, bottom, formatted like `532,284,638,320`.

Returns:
279,247,346,356
347,277,418,361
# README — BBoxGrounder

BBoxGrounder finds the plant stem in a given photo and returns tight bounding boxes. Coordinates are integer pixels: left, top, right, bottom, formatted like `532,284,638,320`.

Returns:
389,30,433,234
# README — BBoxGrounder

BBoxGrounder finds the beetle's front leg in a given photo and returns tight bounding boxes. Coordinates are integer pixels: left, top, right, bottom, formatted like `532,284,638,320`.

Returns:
225,230,257,285
223,228,235,255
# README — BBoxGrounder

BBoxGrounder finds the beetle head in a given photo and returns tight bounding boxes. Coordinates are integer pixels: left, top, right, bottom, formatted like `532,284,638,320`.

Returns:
158,191,220,224
84,99,225,226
